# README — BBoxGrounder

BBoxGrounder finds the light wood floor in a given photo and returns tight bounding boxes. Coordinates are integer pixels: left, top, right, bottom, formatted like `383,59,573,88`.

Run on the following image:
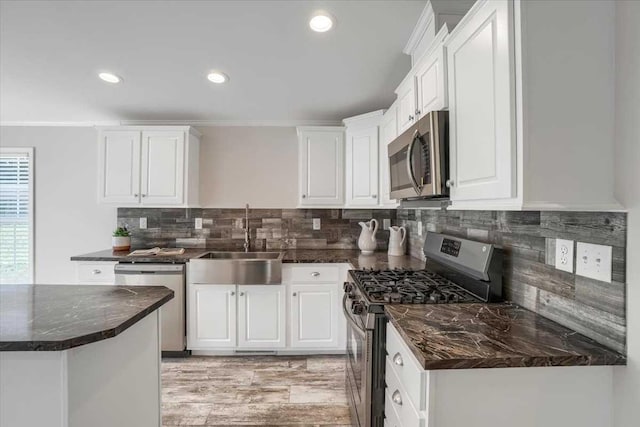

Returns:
161,355,352,426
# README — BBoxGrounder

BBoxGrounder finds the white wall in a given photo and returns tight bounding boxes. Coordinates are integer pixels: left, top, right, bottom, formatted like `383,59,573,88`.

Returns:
198,126,298,208
613,1,640,425
0,126,116,284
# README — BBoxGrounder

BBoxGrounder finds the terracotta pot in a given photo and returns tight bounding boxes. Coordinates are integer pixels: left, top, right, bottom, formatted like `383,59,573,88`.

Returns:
112,236,131,251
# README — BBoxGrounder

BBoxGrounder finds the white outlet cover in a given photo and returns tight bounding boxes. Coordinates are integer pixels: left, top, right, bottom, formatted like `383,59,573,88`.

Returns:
576,242,612,283
417,221,423,236
312,218,321,230
195,218,203,230
554,238,574,273
139,217,147,229
383,219,391,230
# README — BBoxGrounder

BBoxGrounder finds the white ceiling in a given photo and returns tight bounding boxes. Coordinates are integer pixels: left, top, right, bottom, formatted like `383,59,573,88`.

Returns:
0,0,426,125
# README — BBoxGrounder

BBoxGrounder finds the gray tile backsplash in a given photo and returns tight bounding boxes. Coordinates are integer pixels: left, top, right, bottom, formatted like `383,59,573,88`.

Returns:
116,206,627,353
397,208,627,353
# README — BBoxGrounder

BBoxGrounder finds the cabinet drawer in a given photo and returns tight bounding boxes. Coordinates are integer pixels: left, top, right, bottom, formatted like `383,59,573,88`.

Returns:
386,322,427,410
385,356,424,427
283,265,340,283
76,262,117,284
384,391,402,427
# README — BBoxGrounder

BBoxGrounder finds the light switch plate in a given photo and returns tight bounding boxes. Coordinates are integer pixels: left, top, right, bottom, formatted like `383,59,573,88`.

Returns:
383,219,391,230
195,218,203,230
139,217,147,229
417,221,423,236
555,238,574,273
312,218,321,230
576,242,612,283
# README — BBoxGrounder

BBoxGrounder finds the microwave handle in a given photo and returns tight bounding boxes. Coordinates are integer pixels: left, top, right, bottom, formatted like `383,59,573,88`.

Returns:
406,130,422,194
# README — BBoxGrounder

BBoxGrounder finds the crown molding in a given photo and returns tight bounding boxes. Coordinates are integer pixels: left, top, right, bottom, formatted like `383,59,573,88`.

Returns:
1,118,343,128
403,2,435,55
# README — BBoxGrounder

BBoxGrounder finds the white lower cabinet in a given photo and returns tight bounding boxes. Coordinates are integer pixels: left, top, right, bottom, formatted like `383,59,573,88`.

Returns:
75,261,117,284
237,285,286,348
188,284,237,349
290,283,340,348
187,264,347,352
385,322,614,427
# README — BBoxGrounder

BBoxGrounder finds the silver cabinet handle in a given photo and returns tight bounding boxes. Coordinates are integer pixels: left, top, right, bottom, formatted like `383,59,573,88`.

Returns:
310,272,320,277
293,292,297,296
302,194,307,199
372,194,377,199
230,291,235,296
409,115,414,121
445,179,454,188
142,194,147,198
133,194,139,197
393,352,403,366
392,390,402,406
91,269,101,275
415,108,421,116
240,292,244,296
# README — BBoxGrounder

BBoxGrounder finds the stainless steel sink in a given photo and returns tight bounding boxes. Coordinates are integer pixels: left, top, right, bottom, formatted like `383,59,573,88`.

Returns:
195,251,283,260
188,251,284,285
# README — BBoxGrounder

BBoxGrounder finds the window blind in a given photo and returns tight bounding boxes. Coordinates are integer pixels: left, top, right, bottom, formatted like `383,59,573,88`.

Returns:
0,150,32,284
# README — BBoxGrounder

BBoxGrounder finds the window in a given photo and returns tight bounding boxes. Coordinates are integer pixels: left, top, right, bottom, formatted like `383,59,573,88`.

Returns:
0,148,33,284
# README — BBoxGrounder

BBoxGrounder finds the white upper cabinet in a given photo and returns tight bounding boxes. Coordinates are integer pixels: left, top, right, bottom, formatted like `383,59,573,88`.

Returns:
443,0,619,210
379,103,400,207
344,111,384,207
395,78,417,135
140,131,184,205
98,126,200,207
98,131,141,204
297,127,345,207
237,285,286,349
445,0,516,202
414,26,448,117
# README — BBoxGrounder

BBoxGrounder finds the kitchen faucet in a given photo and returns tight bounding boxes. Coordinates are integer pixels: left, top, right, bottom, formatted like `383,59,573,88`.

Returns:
243,203,250,252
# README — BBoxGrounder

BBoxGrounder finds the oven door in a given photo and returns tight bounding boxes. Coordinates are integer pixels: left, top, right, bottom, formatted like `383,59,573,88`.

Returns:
343,295,372,427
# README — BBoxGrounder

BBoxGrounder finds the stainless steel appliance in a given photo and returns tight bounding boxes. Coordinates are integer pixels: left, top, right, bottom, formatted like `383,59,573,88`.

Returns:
343,232,502,427
388,111,449,200
115,263,186,353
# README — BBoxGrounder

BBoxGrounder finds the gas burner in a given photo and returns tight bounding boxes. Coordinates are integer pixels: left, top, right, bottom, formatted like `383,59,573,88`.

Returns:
349,268,481,305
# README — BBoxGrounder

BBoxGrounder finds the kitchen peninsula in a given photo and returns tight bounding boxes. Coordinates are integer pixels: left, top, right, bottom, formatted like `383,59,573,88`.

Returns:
0,284,173,427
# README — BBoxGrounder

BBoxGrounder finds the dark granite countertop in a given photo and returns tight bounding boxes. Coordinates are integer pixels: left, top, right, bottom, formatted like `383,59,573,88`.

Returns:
70,248,426,270
385,303,626,370
0,285,173,351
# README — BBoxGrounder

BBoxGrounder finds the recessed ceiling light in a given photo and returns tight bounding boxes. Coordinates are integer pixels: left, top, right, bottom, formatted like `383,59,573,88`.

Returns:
98,72,122,84
207,71,228,84
309,12,334,32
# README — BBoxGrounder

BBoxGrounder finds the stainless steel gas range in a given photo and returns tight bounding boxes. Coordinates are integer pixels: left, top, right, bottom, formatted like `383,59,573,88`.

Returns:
343,232,503,427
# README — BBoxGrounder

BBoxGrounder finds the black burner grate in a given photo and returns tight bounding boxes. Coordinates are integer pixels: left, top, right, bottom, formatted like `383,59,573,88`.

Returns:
351,269,481,304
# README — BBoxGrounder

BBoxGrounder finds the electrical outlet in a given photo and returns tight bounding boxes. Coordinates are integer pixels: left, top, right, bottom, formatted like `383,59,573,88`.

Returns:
195,218,203,230
383,219,391,230
554,239,574,273
313,218,321,230
139,217,147,229
576,242,612,283
417,221,423,236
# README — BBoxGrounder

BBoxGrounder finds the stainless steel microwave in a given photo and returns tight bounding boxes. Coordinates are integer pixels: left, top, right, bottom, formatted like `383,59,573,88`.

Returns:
388,111,449,200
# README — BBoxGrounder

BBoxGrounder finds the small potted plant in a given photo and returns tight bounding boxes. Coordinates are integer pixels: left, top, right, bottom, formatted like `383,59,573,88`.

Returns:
112,226,131,251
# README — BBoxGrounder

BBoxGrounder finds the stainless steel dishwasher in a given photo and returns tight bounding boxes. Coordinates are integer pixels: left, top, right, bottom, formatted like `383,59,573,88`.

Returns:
114,263,186,353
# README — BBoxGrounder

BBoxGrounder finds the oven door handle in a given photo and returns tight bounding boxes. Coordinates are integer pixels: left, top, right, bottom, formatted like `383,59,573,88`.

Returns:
342,294,367,337
406,129,422,195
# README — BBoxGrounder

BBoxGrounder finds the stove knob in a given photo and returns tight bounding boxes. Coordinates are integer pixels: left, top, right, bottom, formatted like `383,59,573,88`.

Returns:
351,301,365,315
343,282,353,293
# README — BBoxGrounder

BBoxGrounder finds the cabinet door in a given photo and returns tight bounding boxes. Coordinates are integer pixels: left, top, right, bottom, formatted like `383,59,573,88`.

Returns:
446,0,516,201
98,131,141,204
415,44,447,116
379,104,400,207
290,283,340,348
237,285,286,348
345,125,379,206
187,284,236,349
140,131,185,205
298,128,344,206
396,79,417,135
